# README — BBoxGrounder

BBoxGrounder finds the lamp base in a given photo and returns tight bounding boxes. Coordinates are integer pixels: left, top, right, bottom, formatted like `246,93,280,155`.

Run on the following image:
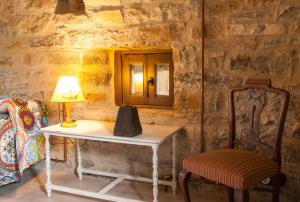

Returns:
60,103,77,128
60,120,77,128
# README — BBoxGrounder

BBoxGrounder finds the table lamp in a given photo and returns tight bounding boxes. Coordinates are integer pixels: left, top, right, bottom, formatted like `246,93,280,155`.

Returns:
51,76,86,127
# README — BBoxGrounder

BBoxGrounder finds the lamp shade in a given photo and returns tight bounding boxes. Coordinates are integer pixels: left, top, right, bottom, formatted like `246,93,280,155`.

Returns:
51,76,86,103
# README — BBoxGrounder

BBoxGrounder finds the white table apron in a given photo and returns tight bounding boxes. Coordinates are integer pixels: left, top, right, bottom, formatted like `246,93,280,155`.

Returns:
43,120,180,202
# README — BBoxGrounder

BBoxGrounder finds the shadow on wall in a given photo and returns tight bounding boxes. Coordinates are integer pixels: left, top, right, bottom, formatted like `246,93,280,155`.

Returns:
55,0,85,15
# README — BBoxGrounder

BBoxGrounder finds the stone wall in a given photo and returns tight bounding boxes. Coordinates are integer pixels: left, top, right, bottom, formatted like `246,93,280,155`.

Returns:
204,0,300,201
0,0,202,180
0,0,299,201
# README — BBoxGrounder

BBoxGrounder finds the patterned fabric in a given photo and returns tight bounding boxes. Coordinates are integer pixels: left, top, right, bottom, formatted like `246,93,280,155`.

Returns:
183,149,279,189
0,98,47,186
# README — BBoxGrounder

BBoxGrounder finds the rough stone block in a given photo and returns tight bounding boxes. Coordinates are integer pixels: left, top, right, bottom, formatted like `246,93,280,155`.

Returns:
30,33,65,47
84,0,121,7
18,14,55,34
18,0,56,10
93,10,123,25
230,54,252,70
47,52,81,65
168,23,186,41
7,41,26,51
80,49,112,87
54,14,88,27
30,36,53,47
0,56,12,66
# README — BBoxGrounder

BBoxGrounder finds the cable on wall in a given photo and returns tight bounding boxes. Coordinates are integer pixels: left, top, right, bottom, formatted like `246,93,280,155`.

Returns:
200,0,205,153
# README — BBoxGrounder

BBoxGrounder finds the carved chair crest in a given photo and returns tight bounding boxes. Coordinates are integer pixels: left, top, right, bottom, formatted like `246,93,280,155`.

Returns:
229,78,290,163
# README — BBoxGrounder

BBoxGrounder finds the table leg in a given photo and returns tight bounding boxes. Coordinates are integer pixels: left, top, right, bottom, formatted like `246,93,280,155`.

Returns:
172,134,177,195
45,134,52,197
77,139,82,180
152,144,159,202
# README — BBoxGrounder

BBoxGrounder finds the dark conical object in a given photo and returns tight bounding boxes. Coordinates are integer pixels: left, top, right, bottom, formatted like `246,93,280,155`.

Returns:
114,105,142,137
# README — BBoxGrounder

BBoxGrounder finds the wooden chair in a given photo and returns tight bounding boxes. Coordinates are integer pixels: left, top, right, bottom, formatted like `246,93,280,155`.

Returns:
179,78,290,202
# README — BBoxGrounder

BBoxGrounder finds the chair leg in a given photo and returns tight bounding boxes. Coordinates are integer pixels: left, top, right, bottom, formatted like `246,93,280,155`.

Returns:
179,169,192,202
272,175,280,202
234,189,249,202
228,187,234,202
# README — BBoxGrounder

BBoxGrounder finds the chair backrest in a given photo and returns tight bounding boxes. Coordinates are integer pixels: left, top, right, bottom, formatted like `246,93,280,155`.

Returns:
228,78,290,166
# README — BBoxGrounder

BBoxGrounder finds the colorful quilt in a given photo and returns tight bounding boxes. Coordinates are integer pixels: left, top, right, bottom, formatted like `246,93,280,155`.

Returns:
0,98,48,186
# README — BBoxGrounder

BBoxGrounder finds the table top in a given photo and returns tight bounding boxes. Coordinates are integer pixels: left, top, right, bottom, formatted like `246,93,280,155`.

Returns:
41,120,182,145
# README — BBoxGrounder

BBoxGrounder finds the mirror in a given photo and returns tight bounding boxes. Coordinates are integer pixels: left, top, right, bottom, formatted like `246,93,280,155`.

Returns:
155,64,169,96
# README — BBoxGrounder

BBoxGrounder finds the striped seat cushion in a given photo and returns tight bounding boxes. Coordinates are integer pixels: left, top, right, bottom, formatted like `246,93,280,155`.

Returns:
183,149,279,189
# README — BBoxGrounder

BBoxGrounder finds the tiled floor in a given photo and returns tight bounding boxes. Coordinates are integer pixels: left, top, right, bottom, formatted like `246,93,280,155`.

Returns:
0,163,227,202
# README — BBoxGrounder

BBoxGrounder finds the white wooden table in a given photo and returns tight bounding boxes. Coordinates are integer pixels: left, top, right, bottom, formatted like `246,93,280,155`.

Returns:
41,120,182,202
